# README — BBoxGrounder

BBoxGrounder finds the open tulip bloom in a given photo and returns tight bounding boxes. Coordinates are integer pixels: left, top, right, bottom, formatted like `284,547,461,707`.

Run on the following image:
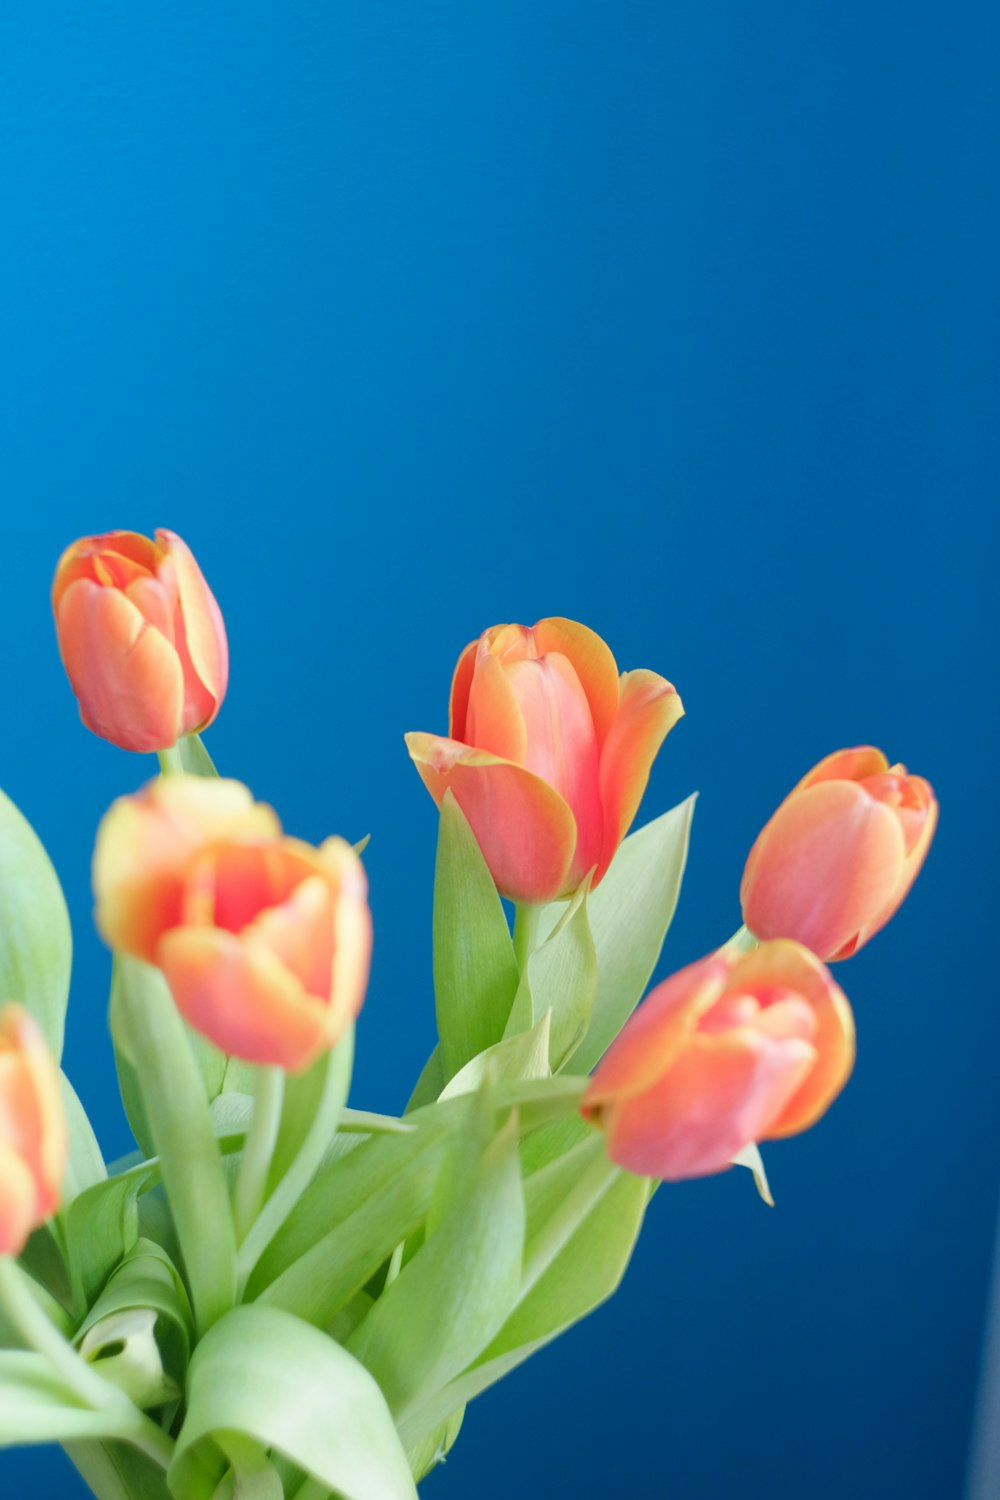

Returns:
0,534,937,1500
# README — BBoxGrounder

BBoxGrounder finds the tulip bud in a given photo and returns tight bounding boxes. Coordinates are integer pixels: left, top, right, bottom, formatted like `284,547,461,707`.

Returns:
406,618,683,903
740,747,938,960
53,529,228,753
0,1006,67,1256
582,942,854,1182
94,777,371,1071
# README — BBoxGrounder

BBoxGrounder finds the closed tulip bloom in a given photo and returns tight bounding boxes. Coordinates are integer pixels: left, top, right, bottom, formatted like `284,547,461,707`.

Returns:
582,942,854,1182
741,747,938,961
53,529,228,753
405,618,683,903
0,1006,67,1256
94,777,371,1071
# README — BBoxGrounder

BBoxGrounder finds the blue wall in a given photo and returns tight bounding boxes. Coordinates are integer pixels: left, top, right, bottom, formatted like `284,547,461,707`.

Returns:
1,3,996,1495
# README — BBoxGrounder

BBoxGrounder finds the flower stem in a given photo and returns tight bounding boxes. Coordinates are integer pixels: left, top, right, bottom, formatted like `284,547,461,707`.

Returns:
512,903,544,972
233,1066,286,1243
156,743,185,776
717,923,759,957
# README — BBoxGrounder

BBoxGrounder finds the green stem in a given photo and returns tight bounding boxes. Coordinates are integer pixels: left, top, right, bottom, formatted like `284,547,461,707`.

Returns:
717,923,759,957
512,903,543,972
518,1145,620,1299
233,1067,286,1244
236,1033,354,1289
156,743,185,776
0,1257,174,1471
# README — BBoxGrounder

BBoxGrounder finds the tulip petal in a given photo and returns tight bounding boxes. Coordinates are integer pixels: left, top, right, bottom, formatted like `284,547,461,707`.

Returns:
464,649,528,763
95,777,281,963
157,927,332,1072
158,529,229,728
583,958,728,1108
531,618,622,745
56,580,186,753
448,638,480,740
597,669,684,882
731,943,855,1136
603,1029,816,1181
0,1138,38,1256
795,746,889,792
741,781,907,959
405,732,578,903
847,785,938,957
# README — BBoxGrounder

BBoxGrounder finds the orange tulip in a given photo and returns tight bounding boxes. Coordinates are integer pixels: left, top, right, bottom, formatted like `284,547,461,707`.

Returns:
0,1006,67,1256
741,747,938,960
53,529,228,753
582,942,854,1182
94,777,371,1072
405,618,683,903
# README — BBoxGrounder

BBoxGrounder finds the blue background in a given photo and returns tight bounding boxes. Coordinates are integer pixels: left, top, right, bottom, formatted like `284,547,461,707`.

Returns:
1,3,997,1496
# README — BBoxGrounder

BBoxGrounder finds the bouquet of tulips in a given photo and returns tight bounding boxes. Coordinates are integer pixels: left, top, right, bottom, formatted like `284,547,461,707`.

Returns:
0,528,937,1499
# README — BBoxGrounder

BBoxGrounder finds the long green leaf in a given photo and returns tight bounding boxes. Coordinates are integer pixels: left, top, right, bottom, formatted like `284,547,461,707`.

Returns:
433,792,520,1079
110,955,236,1334
0,1353,139,1446
0,785,72,1059
569,793,695,1074
169,1306,417,1500
60,1073,107,1203
65,1441,172,1500
399,1132,648,1450
348,1109,525,1425
65,1163,159,1311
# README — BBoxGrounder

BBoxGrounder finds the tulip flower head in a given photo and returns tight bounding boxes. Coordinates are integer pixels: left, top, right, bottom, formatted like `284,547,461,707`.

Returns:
741,747,938,961
582,942,854,1182
53,529,228,753
94,776,371,1071
405,618,683,903
0,1006,67,1256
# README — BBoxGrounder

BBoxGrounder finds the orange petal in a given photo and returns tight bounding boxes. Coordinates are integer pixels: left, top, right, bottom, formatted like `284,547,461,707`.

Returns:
158,530,229,731
0,1139,38,1256
56,580,185,752
847,783,938,957
596,669,684,882
729,942,855,1137
794,746,889,792
156,927,332,1071
603,1028,816,1181
741,780,906,960
464,647,528,763
531,618,621,745
583,957,728,1108
404,732,578,902
94,777,281,963
448,637,480,740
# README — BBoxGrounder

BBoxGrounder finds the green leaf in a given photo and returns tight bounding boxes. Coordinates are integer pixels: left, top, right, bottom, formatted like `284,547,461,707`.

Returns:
0,1353,137,1446
508,887,597,1069
432,792,520,1079
407,1405,464,1484
64,1163,159,1311
60,1073,107,1203
399,1132,648,1450
0,785,72,1059
252,1114,454,1324
76,1239,193,1400
65,1440,173,1500
569,794,695,1075
733,1142,775,1206
110,955,236,1335
176,734,218,777
405,1044,445,1112
169,1305,417,1500
347,1109,525,1425
440,1012,552,1101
